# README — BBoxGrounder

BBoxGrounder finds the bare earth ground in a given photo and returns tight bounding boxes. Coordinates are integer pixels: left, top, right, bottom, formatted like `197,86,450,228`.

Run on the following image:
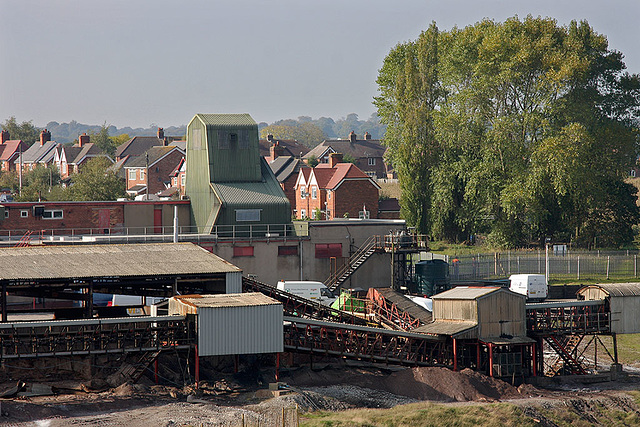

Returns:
1,364,639,426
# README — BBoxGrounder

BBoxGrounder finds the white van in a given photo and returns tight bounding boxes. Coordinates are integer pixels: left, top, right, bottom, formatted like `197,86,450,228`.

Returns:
276,281,336,305
508,274,548,301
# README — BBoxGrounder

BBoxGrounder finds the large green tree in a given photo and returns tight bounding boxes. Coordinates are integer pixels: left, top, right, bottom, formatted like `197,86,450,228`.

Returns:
375,17,640,247
1,117,40,146
259,122,325,148
69,157,125,201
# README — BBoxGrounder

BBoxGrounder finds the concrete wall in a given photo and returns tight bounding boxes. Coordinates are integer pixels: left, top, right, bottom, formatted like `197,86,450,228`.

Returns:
200,219,406,288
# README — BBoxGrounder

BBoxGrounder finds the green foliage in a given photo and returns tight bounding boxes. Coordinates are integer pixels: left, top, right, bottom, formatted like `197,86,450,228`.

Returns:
89,123,119,157
1,117,40,146
68,157,125,201
260,122,325,148
312,208,322,220
342,153,356,164
375,16,640,247
308,155,319,168
14,166,63,201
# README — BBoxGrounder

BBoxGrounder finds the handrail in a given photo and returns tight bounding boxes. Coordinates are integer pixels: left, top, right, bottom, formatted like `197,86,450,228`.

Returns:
325,235,380,290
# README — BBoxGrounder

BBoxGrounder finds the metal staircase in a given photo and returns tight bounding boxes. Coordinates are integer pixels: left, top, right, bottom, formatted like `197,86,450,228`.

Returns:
110,350,162,385
14,231,33,247
545,335,587,376
325,235,379,291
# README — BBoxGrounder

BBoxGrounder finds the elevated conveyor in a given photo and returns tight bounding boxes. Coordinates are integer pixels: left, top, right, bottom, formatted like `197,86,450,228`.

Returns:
367,287,432,331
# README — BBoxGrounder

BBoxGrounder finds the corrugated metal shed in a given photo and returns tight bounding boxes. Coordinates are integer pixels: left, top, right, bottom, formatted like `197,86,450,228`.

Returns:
0,243,240,281
430,286,527,340
170,293,283,356
578,283,640,334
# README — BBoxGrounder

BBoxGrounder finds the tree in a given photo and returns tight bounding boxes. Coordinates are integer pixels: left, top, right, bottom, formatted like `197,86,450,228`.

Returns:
1,117,40,146
69,157,125,201
15,165,63,201
90,123,118,157
376,16,640,247
259,123,325,148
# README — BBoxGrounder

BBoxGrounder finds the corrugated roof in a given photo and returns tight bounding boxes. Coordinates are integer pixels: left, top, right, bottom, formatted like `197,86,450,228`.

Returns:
211,159,289,207
579,283,640,297
0,243,241,281
414,320,477,336
432,286,502,300
195,113,256,127
173,292,280,309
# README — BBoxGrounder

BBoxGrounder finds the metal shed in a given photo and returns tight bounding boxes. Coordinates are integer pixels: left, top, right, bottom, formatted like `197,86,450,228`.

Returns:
577,283,640,334
419,287,527,340
169,293,283,357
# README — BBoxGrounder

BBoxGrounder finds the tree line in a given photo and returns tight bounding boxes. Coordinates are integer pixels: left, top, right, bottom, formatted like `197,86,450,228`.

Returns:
375,16,640,248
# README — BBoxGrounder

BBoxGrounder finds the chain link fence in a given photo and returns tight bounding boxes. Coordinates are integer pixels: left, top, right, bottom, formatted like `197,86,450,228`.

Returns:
439,249,640,283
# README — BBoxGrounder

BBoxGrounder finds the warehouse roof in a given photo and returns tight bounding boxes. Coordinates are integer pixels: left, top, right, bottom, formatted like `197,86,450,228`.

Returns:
194,113,256,127
578,283,640,297
172,292,280,309
0,243,240,281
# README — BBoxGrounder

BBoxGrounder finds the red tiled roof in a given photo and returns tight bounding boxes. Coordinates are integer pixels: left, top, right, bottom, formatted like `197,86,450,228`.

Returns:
324,163,369,189
311,167,335,188
0,140,27,161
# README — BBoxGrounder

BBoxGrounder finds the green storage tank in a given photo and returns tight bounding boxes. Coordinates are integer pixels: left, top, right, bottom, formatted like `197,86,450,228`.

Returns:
414,260,450,297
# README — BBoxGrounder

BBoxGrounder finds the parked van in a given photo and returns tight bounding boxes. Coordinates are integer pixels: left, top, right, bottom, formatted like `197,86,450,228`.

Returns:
508,274,548,301
276,281,336,305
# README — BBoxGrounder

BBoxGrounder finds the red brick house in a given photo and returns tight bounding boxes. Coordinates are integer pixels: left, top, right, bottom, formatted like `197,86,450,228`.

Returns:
124,146,185,196
294,153,380,220
54,133,113,179
0,130,28,172
259,135,310,162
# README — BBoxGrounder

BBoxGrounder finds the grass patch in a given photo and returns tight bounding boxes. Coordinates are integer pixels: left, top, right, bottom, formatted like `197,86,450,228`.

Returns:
300,402,537,427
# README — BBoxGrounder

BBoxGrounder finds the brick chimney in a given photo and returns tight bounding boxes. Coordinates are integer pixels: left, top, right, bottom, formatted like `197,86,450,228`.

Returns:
39,129,51,146
1,130,9,144
363,132,371,140
349,131,356,143
270,141,285,160
329,152,343,168
78,133,90,147
157,127,164,139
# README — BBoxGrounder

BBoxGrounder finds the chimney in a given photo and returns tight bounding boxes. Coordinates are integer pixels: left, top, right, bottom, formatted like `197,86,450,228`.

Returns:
329,152,343,168
39,129,51,146
1,129,9,144
270,141,285,160
157,127,164,140
163,137,168,147
78,133,90,147
364,131,371,140
267,134,274,142
349,131,356,143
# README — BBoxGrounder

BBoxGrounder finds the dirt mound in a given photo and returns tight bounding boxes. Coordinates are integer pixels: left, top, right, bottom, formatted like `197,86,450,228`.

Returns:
284,365,522,403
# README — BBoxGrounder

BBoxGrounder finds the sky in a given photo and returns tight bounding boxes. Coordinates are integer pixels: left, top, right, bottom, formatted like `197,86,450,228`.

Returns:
1,0,638,129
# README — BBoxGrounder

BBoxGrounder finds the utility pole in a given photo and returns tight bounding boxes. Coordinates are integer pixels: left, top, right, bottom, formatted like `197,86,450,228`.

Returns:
145,152,149,200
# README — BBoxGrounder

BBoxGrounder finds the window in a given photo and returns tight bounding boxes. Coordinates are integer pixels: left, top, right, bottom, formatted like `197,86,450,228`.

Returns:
235,209,261,222
128,169,136,180
359,210,370,219
4,210,8,218
42,210,63,219
300,209,306,218
233,246,254,257
238,130,249,149
278,245,298,256
368,157,376,166
192,128,202,150
229,133,238,146
218,130,230,149
300,186,306,199
311,186,317,199
327,190,331,199
20,210,28,218
140,169,145,180
315,243,342,258
181,175,186,187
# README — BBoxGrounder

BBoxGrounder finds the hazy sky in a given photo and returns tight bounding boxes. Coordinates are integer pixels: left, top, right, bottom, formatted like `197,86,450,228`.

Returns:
1,0,638,129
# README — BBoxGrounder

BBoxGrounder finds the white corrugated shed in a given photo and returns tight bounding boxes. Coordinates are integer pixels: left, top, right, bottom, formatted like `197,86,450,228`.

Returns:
578,283,640,334
225,272,242,293
169,293,283,356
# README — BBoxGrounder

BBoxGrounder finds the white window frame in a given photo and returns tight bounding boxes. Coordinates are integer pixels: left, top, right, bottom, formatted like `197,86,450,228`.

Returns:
300,185,306,199
311,186,317,199
368,157,376,166
42,209,63,220
140,169,145,180
20,210,28,218
359,210,370,219
181,174,186,187
128,169,136,180
300,209,307,218
4,210,8,218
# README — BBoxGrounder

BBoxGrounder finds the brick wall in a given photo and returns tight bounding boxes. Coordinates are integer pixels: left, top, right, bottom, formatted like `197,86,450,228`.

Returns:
355,156,386,179
333,180,379,219
148,151,184,194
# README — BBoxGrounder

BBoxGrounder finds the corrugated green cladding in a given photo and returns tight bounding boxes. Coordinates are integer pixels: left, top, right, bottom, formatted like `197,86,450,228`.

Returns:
211,158,290,225
186,113,291,232
185,115,215,232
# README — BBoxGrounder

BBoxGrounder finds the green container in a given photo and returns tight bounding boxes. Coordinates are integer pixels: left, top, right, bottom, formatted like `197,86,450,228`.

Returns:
414,260,450,297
